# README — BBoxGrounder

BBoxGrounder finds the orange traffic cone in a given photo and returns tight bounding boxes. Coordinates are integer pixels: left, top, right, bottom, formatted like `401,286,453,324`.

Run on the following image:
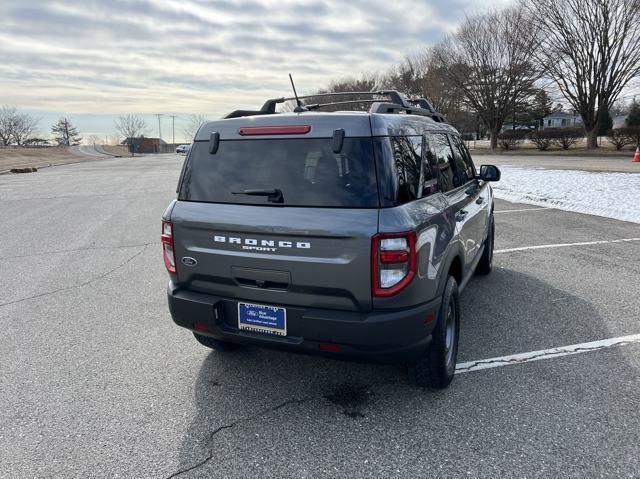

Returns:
634,147,640,162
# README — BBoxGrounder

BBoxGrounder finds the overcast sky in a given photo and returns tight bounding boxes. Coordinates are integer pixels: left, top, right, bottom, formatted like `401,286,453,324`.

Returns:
1,0,509,141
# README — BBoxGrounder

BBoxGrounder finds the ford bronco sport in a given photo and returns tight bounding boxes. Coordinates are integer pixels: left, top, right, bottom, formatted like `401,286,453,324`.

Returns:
163,91,500,388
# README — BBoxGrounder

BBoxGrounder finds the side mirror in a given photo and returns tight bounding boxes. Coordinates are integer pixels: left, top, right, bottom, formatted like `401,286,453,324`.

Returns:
479,164,501,182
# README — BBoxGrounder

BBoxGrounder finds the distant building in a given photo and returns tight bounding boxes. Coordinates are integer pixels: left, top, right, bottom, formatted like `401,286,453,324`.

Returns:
612,114,628,129
120,137,167,153
501,123,534,132
541,112,583,129
23,138,50,147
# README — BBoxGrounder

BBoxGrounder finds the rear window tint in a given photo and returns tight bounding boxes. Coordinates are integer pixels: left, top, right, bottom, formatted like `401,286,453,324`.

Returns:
373,136,439,207
391,136,422,204
426,133,457,192
449,135,475,185
179,138,379,207
453,136,477,178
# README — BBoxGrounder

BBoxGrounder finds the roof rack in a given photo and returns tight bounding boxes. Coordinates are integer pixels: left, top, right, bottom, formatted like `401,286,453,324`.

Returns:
408,98,435,111
222,90,448,123
305,99,382,110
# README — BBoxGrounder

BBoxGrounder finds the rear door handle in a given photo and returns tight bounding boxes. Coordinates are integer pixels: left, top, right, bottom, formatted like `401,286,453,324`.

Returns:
476,196,485,205
455,209,468,222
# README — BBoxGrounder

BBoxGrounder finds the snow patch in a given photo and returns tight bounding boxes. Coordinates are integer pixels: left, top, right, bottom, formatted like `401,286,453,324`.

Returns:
493,167,640,224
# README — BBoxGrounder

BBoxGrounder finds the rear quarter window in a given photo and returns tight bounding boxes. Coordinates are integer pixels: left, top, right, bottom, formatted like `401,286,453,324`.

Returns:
449,135,476,185
426,133,457,192
179,138,379,208
391,136,422,204
374,135,440,207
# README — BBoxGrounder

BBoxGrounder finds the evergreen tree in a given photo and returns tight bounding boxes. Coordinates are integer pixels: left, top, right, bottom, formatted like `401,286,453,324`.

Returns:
597,108,613,135
51,117,82,146
627,100,640,127
527,89,555,125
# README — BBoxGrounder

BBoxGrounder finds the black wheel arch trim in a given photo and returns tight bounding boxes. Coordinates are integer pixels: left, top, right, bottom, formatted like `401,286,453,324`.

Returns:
436,243,465,298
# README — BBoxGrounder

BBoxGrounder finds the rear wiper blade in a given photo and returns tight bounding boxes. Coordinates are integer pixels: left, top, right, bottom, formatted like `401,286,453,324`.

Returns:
232,188,284,204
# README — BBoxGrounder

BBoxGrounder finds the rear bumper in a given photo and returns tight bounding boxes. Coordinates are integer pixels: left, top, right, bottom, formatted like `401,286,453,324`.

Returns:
167,283,441,364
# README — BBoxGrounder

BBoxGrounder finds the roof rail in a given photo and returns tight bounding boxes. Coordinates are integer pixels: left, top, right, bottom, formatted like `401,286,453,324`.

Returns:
405,98,448,123
270,90,411,109
370,101,448,123
407,98,435,112
222,90,448,123
291,90,409,107
305,99,382,110
223,91,410,118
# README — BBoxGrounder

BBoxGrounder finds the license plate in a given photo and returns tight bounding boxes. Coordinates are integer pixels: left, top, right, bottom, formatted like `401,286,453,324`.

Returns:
237,302,287,336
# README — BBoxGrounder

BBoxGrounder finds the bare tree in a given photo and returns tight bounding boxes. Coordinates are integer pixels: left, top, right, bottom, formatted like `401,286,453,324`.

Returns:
87,135,101,146
105,135,120,146
610,99,628,118
532,0,640,148
0,107,39,146
319,72,382,94
183,114,206,142
384,49,473,132
303,73,383,112
0,106,17,146
384,57,427,97
115,114,147,156
12,112,40,146
51,117,81,146
433,6,543,149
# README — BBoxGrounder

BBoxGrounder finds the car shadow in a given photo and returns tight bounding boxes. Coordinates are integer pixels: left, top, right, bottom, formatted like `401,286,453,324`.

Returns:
170,266,630,476
458,265,618,361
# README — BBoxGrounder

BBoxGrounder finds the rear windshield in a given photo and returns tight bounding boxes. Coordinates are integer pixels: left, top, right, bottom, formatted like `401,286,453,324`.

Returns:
179,138,379,207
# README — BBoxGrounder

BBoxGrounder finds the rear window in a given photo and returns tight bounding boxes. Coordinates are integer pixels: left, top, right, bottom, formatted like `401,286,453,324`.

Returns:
179,138,379,207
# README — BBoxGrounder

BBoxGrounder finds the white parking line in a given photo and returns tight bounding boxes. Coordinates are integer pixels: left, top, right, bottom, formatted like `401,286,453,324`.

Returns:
495,237,640,254
456,334,640,374
495,207,551,213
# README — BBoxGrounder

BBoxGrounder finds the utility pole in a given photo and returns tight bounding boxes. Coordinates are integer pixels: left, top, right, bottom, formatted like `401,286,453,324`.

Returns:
169,115,177,147
155,114,163,141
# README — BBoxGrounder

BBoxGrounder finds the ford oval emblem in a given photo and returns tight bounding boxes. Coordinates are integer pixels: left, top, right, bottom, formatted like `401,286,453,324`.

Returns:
181,257,197,267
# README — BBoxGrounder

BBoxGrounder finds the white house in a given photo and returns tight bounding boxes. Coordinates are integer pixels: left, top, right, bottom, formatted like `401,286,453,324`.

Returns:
541,111,583,129
612,114,628,129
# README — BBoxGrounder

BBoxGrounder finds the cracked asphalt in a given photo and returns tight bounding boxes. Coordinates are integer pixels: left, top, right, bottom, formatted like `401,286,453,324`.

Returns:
1,155,639,478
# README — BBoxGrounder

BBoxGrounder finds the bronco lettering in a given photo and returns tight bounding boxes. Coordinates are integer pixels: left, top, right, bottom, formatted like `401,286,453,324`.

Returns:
213,235,311,250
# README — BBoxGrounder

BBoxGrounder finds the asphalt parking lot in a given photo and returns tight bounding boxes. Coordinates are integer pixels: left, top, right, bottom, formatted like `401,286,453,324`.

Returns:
1,155,639,478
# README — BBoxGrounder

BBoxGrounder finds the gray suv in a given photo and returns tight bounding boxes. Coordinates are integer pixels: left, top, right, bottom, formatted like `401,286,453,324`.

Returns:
163,91,500,388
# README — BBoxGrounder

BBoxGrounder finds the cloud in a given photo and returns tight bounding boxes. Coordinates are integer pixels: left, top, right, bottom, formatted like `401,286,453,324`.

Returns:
0,0,499,137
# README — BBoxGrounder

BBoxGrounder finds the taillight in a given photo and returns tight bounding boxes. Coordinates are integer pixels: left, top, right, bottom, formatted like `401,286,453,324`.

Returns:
372,232,417,297
238,125,311,136
161,220,176,274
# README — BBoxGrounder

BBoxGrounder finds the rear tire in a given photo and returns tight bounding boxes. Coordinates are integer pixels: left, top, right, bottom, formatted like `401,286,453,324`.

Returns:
193,332,241,352
409,276,460,389
475,214,494,275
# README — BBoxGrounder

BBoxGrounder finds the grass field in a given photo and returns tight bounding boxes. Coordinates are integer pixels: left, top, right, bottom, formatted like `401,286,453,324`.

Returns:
100,145,129,156
0,147,92,172
0,145,133,172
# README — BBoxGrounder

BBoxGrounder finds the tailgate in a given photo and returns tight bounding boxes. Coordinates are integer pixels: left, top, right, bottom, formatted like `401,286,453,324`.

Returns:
170,201,378,312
